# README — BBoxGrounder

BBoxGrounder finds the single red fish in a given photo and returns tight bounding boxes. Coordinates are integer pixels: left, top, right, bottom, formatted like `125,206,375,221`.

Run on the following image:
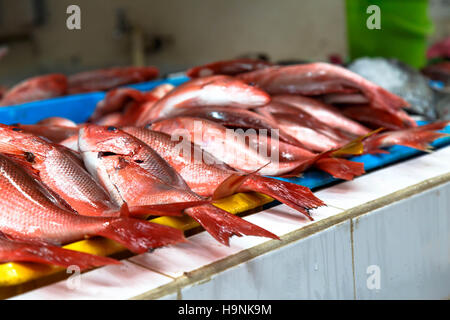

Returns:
0,74,68,106
339,105,406,131
362,122,449,154
187,58,273,78
167,106,304,147
78,125,278,245
255,102,351,152
0,231,119,270
37,117,77,127
271,95,371,137
135,75,271,125
0,153,185,253
237,63,410,111
67,66,159,94
12,124,79,143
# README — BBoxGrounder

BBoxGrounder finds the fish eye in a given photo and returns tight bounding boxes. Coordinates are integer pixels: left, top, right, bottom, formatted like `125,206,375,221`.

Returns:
248,82,255,86
12,127,22,132
24,152,35,163
144,123,152,129
107,126,118,132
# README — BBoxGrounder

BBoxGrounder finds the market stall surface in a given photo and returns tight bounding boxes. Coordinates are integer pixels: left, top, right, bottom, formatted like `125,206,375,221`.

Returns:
10,144,450,300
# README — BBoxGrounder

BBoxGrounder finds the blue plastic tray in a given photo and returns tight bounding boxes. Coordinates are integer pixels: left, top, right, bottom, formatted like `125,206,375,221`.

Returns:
0,76,448,194
0,76,190,125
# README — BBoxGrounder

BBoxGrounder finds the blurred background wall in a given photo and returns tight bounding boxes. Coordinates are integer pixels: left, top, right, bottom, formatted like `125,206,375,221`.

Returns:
0,0,449,85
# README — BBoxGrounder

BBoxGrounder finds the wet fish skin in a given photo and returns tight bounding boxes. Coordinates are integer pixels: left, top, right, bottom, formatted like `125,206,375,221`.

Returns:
187,58,273,78
238,63,410,113
271,95,371,137
68,66,159,94
0,74,67,107
0,153,185,253
135,75,271,125
167,106,304,147
0,124,120,217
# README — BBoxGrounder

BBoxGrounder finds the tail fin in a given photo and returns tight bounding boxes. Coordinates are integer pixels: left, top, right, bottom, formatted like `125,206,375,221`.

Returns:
314,158,365,180
185,204,279,246
0,241,120,271
240,176,325,220
128,201,210,218
212,162,271,200
363,121,449,154
97,217,186,253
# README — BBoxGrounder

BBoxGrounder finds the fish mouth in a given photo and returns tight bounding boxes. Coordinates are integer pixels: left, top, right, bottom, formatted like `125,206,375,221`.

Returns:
98,151,117,158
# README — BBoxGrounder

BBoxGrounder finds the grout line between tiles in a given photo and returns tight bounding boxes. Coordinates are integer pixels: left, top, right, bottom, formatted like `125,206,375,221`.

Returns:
127,259,177,280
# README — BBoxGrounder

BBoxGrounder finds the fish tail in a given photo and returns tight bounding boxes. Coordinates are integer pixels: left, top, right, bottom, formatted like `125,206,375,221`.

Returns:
314,158,365,180
240,176,325,220
2,243,120,271
128,201,210,218
185,204,279,246
97,217,186,253
364,121,449,153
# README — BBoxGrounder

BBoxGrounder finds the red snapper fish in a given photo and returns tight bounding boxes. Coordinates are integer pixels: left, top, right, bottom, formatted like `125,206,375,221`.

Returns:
237,63,416,127
67,66,159,94
186,58,273,78
135,75,271,125
167,106,303,147
270,95,371,137
78,125,278,245
0,74,68,107
0,153,185,254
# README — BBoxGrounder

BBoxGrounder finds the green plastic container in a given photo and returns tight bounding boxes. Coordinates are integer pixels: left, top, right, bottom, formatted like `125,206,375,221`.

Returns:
346,0,434,68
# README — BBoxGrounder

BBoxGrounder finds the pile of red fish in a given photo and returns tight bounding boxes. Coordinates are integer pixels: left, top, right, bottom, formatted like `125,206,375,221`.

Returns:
0,59,447,271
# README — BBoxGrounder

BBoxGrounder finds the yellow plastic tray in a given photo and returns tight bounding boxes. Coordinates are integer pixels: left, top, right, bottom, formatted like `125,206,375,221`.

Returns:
0,192,273,298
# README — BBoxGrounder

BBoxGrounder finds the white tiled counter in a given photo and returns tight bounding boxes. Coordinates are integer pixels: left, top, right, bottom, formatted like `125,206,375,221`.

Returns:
11,147,450,300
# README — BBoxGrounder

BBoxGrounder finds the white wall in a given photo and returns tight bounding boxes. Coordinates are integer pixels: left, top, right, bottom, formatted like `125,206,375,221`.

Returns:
0,0,348,84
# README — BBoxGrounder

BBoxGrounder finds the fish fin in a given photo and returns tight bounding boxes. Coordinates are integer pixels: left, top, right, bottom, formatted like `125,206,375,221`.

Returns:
314,158,365,180
212,163,271,200
330,128,384,158
364,121,449,153
0,241,120,270
240,176,324,220
185,204,279,246
128,201,210,218
97,218,186,253
119,202,130,217
2,154,41,180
